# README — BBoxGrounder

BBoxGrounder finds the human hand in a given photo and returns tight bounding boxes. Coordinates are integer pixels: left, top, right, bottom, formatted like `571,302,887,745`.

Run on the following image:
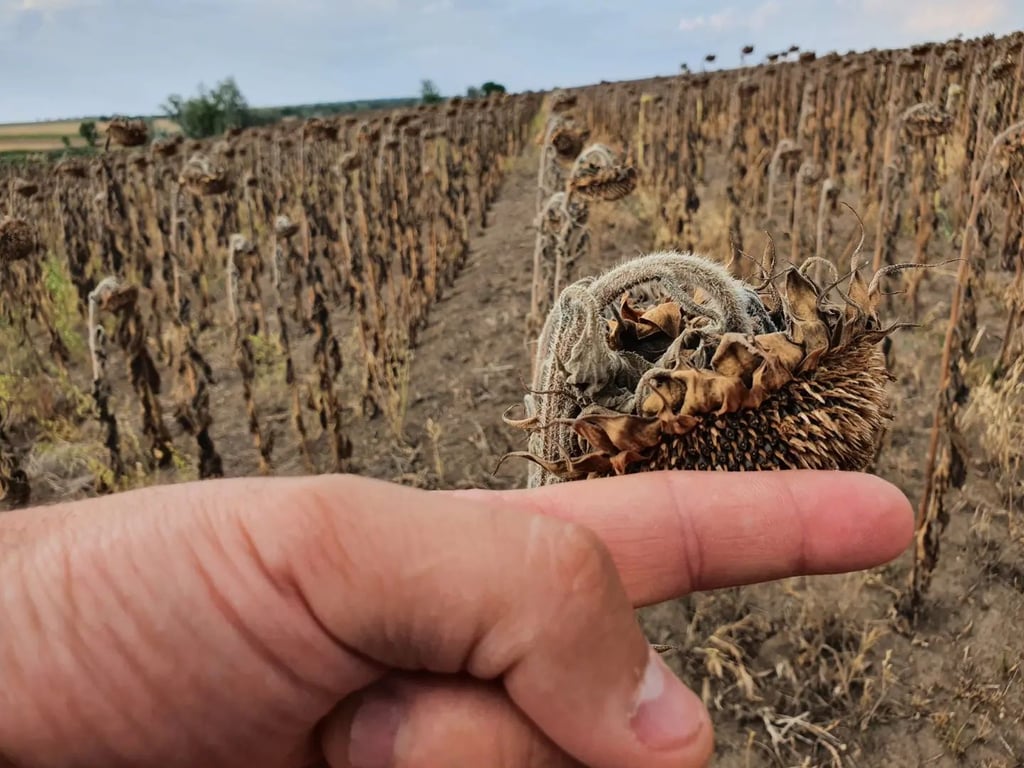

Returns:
0,470,912,768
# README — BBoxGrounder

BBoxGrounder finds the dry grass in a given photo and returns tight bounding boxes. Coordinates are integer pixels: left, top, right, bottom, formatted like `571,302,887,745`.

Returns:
964,358,1024,493
4,28,1024,768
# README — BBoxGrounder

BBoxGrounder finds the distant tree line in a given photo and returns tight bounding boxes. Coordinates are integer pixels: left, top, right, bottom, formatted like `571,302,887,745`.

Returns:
69,76,510,146
466,81,507,98
420,79,508,104
161,77,268,139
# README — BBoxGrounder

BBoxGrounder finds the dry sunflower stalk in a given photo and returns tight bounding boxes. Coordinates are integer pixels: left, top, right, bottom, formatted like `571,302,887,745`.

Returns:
506,247,907,487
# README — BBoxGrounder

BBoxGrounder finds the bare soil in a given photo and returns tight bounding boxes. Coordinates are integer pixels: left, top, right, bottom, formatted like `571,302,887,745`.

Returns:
6,142,1023,767
347,146,1024,767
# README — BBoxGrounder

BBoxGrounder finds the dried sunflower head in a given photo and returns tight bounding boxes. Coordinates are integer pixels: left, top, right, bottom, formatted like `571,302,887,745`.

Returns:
90,276,139,315
13,179,38,198
0,217,35,265
550,124,588,161
550,90,578,114
151,135,183,158
303,118,340,142
229,234,261,272
773,139,803,166
274,214,300,239
506,250,906,486
901,103,953,139
179,153,230,196
106,117,148,147
990,57,1014,81
569,144,638,203
55,158,89,178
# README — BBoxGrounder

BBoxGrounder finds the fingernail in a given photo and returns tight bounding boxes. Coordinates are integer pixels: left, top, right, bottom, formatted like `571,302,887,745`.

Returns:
349,691,405,768
630,648,708,751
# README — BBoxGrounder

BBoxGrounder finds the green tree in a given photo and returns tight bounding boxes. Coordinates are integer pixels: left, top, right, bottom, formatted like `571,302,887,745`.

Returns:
420,79,443,105
481,81,506,96
162,77,256,139
61,136,72,149
78,120,98,147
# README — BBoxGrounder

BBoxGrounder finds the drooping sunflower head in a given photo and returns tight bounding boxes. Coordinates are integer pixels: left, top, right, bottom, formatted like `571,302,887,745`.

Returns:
506,248,908,486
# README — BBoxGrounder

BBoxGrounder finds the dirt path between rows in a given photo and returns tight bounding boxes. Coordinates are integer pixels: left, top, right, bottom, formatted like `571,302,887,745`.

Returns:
371,148,542,490
352,142,655,490
352,140,1024,768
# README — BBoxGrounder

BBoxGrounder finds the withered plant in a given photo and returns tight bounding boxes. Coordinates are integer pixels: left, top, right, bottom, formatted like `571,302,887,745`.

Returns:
507,249,902,488
906,121,1024,618
226,235,273,474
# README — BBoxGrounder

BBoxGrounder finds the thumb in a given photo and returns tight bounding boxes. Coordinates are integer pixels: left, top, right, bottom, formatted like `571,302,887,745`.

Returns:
1,474,712,768
270,475,712,768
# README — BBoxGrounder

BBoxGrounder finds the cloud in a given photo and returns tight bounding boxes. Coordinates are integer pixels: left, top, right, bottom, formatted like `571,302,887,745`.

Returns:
421,0,452,13
0,0,100,30
1,0,97,11
842,0,1008,36
679,1,780,33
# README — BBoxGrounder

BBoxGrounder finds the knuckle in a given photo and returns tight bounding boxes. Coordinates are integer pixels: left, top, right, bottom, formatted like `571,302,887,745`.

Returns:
235,475,362,589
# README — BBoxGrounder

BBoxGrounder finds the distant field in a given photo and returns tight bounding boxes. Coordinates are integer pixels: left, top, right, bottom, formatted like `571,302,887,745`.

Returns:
0,117,180,153
0,99,422,155
0,136,90,152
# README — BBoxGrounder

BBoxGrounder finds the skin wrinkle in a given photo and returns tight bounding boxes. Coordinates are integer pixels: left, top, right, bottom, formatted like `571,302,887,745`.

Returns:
324,495,516,679
229,514,372,705
66,510,194,762
460,487,669,608
74,539,170,758
259,482,492,681
365,533,471,674
397,512,520,679
467,514,573,683
0,550,50,750
405,535,485,674
656,471,704,597
9,527,149,764
203,480,386,702
778,474,812,577
423,512,507,679
283,480,398,656
174,496,387,760
181,528,330,716
11,484,340,767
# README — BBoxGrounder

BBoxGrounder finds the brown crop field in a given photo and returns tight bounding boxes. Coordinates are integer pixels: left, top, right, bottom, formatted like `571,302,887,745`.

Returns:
2,31,1023,767
0,117,180,153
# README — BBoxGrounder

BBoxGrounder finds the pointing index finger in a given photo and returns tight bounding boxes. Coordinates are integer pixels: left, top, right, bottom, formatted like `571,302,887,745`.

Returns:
452,470,913,607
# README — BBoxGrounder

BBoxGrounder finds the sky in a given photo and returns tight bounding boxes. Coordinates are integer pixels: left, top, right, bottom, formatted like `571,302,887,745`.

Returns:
1,0,1022,124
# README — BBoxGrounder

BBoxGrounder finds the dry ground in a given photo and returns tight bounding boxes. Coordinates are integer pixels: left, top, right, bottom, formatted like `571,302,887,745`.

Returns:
382,146,1024,768
3,142,1022,767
